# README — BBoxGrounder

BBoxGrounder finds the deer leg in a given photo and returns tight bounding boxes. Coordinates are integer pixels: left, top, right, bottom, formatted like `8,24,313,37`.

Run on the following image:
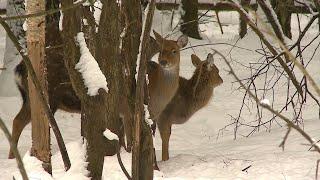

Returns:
8,101,31,159
158,121,172,161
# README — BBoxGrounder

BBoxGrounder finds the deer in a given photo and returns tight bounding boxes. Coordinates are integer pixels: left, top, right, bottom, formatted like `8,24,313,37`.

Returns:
8,29,188,159
155,53,223,161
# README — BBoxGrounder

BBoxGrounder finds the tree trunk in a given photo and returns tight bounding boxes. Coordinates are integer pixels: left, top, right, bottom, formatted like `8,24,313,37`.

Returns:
132,1,156,179
62,0,123,179
0,0,25,96
26,0,51,173
96,0,122,156
121,0,142,151
180,0,202,39
274,0,293,39
239,0,250,38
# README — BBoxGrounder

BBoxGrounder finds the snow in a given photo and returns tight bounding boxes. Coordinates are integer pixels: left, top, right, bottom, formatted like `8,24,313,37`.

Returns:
260,99,271,106
59,4,63,31
103,129,119,141
22,21,27,31
75,32,108,96
0,7,320,180
93,1,102,31
144,104,153,126
0,0,6,9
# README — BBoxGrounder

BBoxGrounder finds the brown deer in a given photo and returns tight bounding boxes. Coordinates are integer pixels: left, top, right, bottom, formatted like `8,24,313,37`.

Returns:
147,31,188,119
8,30,188,159
156,53,223,161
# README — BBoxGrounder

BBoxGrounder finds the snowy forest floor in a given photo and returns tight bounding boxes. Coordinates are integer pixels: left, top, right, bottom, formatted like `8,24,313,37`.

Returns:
0,10,320,179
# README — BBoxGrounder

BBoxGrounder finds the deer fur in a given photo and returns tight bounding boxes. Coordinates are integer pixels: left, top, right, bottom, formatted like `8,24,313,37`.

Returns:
8,30,188,159
156,53,223,161
147,31,188,119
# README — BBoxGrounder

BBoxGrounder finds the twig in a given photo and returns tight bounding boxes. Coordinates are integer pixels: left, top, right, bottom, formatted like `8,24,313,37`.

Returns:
215,10,224,34
279,126,292,151
0,116,28,180
0,16,71,171
222,1,304,98
115,142,131,180
181,42,252,52
316,159,320,180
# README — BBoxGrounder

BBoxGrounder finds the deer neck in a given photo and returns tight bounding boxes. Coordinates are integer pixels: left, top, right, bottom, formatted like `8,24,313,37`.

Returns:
187,70,214,111
149,65,180,119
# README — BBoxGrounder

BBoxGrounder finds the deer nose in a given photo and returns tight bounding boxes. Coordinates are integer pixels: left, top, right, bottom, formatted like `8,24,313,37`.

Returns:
219,77,223,84
159,60,168,66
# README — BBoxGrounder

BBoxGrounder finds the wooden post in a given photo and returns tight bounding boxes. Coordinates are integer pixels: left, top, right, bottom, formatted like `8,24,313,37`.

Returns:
26,0,51,173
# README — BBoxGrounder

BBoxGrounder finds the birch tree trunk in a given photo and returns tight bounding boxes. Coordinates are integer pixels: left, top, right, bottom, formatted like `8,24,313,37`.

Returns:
0,0,25,96
26,0,51,173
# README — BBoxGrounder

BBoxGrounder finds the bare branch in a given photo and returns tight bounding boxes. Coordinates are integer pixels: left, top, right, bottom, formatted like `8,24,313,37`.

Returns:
215,49,320,154
1,0,86,21
279,126,292,151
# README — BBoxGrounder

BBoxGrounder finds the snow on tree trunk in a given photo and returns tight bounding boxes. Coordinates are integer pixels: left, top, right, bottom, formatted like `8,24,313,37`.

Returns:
0,0,25,96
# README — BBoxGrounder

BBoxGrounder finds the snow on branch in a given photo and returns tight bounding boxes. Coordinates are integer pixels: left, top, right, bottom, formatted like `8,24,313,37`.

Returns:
75,32,109,96
103,129,119,141
260,99,271,106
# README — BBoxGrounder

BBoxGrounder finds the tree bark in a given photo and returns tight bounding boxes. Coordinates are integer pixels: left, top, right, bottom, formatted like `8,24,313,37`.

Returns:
180,0,202,39
132,1,156,180
96,0,122,156
26,0,51,173
62,0,123,179
273,0,293,39
239,0,250,38
121,0,142,151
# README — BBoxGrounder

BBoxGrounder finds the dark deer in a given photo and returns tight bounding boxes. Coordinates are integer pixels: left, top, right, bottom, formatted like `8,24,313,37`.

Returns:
8,30,187,159
156,53,223,161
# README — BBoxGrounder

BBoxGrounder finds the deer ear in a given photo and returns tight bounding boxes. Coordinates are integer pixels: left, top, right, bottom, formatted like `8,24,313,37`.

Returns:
177,34,188,48
153,30,163,45
191,54,201,67
206,53,214,63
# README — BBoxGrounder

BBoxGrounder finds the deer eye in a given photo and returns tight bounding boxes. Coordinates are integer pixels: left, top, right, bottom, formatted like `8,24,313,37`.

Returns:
172,49,177,54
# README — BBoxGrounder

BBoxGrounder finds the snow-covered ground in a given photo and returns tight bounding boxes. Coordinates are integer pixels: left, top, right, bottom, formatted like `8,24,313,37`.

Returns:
0,9,319,180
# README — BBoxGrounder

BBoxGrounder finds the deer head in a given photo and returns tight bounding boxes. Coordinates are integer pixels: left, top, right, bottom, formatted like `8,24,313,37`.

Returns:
191,53,223,87
153,30,188,70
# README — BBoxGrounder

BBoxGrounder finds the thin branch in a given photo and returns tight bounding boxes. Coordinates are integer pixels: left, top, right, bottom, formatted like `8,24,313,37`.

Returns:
222,1,304,98
279,126,292,151
132,1,156,179
1,0,86,21
0,17,71,171
316,159,320,180
215,49,320,154
0,116,28,180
